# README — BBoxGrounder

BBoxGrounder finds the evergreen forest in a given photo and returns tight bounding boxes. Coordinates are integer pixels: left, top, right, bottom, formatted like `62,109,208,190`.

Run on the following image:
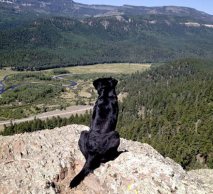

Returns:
117,59,213,169
0,15,213,70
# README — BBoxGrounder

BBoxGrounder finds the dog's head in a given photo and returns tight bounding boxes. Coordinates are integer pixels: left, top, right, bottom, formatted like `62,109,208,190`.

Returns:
93,78,118,95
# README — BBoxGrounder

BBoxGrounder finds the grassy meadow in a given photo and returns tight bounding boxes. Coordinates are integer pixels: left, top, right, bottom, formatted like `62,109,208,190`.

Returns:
0,63,151,120
62,63,151,74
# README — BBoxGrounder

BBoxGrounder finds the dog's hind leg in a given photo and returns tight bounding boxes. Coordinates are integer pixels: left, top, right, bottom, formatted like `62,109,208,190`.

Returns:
100,131,120,161
103,131,120,150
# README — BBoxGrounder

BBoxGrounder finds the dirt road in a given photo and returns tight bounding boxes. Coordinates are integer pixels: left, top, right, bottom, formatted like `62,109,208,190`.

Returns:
0,105,93,129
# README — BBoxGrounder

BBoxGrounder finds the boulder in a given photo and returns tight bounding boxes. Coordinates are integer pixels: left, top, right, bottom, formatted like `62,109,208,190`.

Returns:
0,125,212,194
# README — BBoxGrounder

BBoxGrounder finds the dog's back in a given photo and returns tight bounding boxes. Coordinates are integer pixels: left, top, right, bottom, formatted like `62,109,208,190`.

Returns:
91,77,118,133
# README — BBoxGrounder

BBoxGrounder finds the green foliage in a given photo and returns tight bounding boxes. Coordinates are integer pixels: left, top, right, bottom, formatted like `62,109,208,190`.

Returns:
0,84,62,105
1,111,91,136
52,69,70,75
117,59,213,170
0,72,65,119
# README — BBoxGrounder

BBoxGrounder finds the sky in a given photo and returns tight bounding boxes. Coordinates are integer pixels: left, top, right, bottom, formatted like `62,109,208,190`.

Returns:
76,0,213,15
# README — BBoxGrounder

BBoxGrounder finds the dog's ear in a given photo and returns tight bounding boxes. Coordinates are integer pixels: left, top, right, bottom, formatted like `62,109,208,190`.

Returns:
93,78,102,91
110,78,118,88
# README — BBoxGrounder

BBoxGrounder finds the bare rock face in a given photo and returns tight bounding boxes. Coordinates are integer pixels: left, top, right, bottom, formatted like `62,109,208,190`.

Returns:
0,124,212,194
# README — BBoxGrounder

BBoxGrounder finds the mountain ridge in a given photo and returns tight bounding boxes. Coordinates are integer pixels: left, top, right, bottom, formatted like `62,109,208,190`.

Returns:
0,0,212,22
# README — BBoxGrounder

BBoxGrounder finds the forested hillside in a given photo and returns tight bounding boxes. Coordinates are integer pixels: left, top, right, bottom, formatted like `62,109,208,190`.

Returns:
0,15,213,69
117,59,213,169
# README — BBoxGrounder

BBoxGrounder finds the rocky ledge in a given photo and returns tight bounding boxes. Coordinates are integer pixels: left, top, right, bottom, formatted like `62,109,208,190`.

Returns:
0,125,212,194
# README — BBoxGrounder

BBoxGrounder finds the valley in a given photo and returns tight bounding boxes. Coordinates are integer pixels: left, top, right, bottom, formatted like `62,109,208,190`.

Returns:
0,63,150,123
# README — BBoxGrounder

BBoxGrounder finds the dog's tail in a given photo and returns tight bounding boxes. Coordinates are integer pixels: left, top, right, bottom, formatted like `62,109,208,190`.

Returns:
70,155,97,188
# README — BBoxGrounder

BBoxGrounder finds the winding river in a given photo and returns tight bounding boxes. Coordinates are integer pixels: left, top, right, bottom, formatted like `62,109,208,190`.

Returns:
52,74,77,88
0,74,77,95
0,82,4,94
0,75,9,95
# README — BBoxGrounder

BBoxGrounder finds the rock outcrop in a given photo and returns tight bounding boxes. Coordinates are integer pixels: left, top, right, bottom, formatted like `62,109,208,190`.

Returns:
0,124,212,194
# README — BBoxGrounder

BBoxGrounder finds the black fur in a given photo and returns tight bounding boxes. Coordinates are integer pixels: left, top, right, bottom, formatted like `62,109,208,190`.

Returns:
70,77,120,188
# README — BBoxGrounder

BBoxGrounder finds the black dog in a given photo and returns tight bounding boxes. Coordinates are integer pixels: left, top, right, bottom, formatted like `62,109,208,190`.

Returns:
70,77,120,188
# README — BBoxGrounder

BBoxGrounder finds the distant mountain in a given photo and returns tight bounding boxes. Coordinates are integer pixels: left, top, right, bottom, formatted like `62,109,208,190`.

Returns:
0,0,213,69
0,0,213,22
0,15,212,69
